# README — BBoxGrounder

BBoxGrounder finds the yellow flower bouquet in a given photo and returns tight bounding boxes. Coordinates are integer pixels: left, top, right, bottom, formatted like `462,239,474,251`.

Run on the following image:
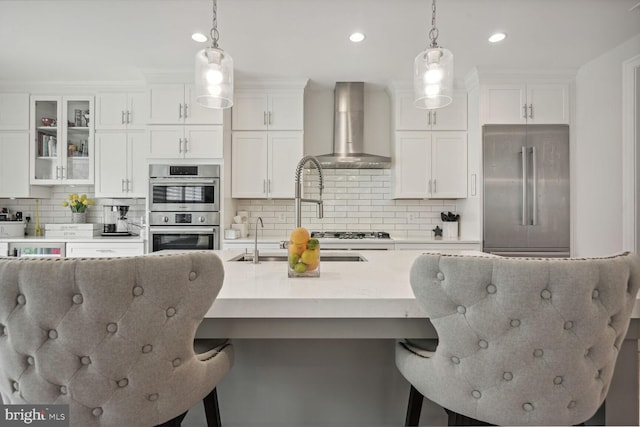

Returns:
61,193,94,213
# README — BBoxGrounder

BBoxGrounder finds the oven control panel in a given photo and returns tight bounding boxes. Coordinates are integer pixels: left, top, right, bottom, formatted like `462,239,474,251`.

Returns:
149,211,220,226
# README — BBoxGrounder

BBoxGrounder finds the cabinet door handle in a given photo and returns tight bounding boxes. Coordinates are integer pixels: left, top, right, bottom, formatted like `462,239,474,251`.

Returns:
427,111,431,126
55,166,60,179
60,166,66,179
268,111,272,125
184,103,188,119
433,111,437,125
178,138,183,153
126,179,131,192
126,110,131,124
433,179,437,194
183,138,189,153
121,179,126,192
428,179,432,194
263,111,267,125
267,179,271,193
523,104,527,119
263,179,267,194
528,104,533,119
179,104,183,119
121,111,125,124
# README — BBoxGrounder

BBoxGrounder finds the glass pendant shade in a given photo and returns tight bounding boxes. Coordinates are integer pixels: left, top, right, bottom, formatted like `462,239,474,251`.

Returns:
195,46,234,109
413,46,453,109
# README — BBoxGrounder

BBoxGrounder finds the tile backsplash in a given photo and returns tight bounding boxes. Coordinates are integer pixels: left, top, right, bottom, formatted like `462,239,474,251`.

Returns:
235,169,459,238
0,186,145,236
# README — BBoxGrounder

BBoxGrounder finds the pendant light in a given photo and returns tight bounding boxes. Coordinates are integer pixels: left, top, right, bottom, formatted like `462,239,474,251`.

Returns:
195,0,234,109
414,0,453,109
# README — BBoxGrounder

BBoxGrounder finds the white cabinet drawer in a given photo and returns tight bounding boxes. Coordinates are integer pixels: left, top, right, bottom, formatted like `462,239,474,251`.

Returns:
66,241,144,258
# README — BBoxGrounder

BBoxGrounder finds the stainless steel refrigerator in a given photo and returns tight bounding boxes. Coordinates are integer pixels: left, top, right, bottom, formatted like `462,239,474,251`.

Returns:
483,124,570,257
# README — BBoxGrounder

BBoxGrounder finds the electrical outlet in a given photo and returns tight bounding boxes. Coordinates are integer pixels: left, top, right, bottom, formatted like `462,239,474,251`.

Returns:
278,212,287,221
407,212,415,222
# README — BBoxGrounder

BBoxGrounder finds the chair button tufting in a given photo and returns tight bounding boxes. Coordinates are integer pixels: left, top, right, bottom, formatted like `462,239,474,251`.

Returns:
554,376,563,385
59,385,67,395
564,321,574,330
148,393,159,401
486,284,497,294
117,378,128,388
166,307,176,317
72,294,83,304
478,340,488,349
106,323,118,333
450,356,460,365
540,289,552,300
510,319,521,328
503,372,513,381
80,356,91,365
12,381,19,391
456,305,466,314
92,408,103,417
26,356,34,365
189,271,197,281
471,390,482,399
585,348,592,357
436,272,444,281
523,402,534,412
16,294,26,305
595,369,602,379
132,286,144,297
533,349,544,358
568,400,577,409
142,344,153,354
172,358,182,367
592,289,600,299
48,329,58,340
0,324,5,336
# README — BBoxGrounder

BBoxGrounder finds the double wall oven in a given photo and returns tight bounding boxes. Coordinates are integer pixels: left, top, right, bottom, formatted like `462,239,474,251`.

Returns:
148,164,220,253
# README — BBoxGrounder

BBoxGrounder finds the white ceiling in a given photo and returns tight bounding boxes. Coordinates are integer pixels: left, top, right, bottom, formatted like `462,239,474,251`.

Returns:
1,0,639,89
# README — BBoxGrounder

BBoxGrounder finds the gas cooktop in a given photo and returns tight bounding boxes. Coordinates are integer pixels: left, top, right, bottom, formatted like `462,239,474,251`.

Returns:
310,231,391,240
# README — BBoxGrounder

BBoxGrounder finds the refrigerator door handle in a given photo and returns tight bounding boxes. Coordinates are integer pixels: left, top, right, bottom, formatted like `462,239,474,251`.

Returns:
521,147,527,226
531,146,537,226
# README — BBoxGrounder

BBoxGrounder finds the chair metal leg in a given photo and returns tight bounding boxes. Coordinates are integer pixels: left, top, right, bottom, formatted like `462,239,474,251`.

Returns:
203,387,222,427
405,385,424,426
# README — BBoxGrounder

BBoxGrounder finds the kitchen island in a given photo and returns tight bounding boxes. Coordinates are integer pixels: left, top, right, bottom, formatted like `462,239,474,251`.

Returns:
195,250,639,426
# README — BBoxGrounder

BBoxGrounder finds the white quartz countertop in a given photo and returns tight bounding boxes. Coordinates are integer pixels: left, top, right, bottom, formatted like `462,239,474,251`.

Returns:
0,235,145,243
222,236,481,245
206,249,482,319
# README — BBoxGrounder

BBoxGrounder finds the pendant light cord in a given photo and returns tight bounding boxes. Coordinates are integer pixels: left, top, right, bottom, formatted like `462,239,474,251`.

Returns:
210,0,220,48
429,0,440,48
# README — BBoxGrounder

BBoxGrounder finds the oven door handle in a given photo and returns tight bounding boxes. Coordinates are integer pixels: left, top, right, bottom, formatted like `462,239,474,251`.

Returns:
149,227,217,234
149,178,217,185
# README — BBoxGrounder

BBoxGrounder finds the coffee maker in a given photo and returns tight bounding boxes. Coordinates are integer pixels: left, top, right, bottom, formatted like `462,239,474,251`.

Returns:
102,205,131,235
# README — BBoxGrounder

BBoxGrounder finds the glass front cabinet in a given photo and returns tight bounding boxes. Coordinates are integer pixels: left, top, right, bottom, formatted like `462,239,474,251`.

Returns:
30,95,94,184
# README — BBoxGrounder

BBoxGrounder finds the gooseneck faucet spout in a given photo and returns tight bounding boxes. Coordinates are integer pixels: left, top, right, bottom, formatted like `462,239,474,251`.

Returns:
294,156,324,228
253,216,264,264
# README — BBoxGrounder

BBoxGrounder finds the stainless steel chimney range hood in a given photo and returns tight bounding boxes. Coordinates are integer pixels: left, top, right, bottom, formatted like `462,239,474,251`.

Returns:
315,82,391,169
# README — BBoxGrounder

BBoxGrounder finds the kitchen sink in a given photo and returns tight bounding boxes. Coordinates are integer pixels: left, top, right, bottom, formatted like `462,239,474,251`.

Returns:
229,253,367,262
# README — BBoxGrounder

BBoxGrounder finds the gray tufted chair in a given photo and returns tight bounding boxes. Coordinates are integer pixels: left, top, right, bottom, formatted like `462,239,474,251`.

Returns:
0,251,234,427
396,252,640,426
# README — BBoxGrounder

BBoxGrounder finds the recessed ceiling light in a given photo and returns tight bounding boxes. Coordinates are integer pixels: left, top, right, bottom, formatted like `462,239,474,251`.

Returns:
192,33,208,43
488,32,507,43
349,32,366,43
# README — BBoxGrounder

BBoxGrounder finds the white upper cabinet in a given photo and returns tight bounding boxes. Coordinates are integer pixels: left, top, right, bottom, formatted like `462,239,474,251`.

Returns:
147,83,223,125
30,95,94,185
0,93,29,130
147,125,223,159
232,131,303,198
232,90,304,131
481,83,569,124
0,132,50,198
95,132,146,198
394,91,467,131
393,131,467,199
95,91,146,130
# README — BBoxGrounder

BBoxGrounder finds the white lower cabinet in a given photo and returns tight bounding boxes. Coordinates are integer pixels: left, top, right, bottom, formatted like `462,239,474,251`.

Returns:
66,241,144,258
232,131,303,198
393,131,467,199
147,125,223,159
95,132,146,197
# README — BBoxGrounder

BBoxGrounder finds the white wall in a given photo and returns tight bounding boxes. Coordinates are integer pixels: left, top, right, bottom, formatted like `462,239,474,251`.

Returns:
574,33,640,256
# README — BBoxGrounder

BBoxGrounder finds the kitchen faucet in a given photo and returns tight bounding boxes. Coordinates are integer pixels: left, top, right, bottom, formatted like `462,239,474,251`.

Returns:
253,216,263,264
294,156,324,228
